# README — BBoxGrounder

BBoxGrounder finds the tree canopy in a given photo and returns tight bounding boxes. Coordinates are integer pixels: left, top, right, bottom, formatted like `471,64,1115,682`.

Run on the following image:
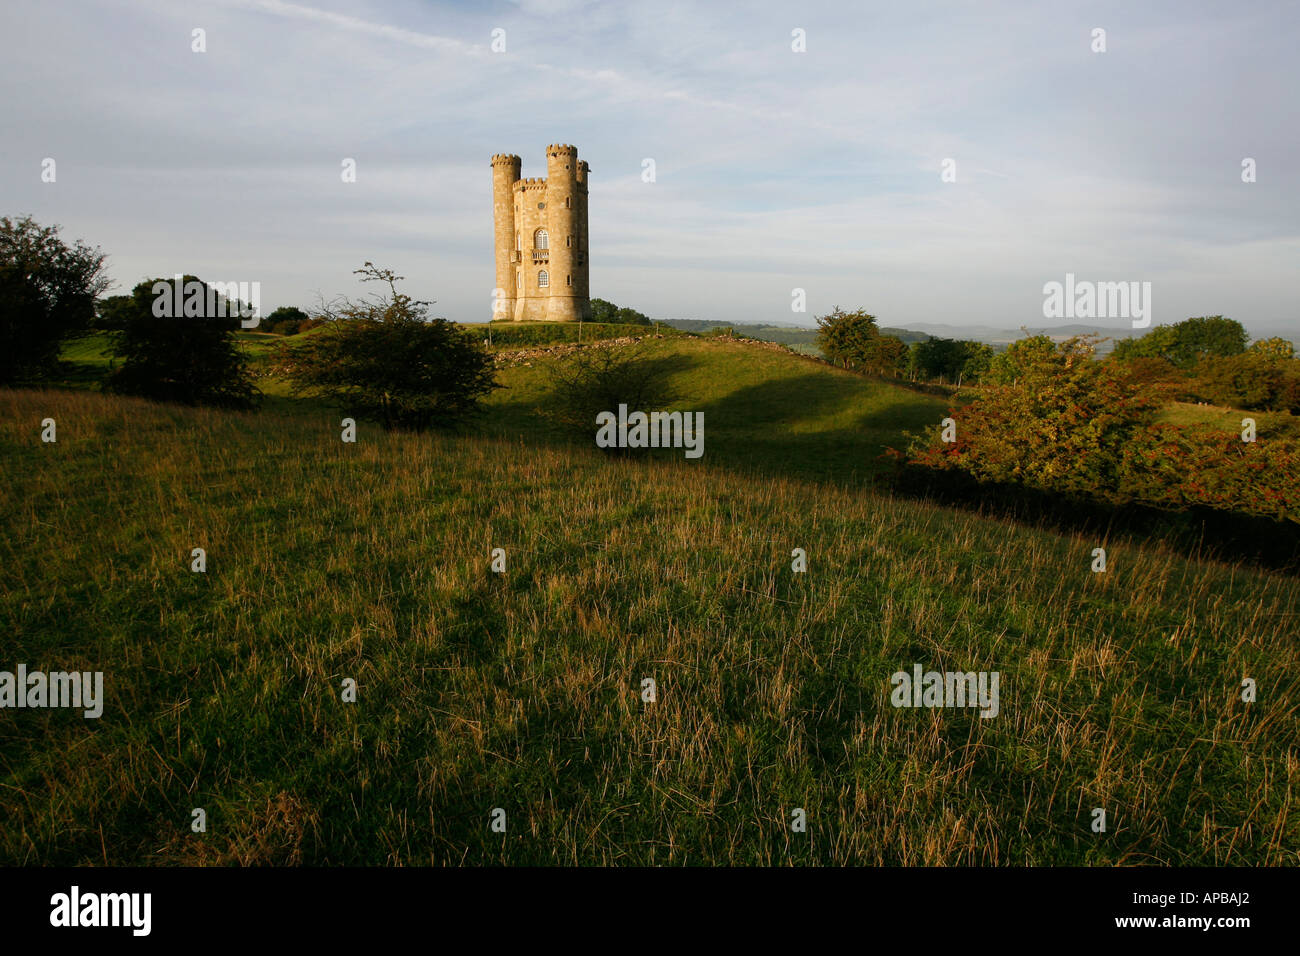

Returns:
0,215,110,383
104,276,258,408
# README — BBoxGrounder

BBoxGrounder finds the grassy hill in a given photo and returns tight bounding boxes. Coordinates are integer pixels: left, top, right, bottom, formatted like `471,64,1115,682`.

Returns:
2,334,1297,865
482,337,951,484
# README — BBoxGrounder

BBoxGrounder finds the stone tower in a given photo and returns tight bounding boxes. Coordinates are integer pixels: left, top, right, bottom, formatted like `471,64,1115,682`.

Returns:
491,145,590,322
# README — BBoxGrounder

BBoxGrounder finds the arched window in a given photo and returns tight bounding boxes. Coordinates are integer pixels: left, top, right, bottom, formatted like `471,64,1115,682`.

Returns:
538,270,549,288
534,229,548,250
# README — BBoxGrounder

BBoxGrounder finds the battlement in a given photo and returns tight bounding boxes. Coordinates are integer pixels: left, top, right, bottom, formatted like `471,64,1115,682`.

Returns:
490,153,521,166
514,178,547,191
546,143,578,157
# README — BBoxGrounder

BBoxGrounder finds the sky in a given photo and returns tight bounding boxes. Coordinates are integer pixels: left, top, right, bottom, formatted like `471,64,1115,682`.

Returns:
2,0,1297,336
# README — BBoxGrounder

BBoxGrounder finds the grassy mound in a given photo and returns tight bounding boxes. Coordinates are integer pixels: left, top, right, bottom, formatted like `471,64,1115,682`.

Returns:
484,337,951,484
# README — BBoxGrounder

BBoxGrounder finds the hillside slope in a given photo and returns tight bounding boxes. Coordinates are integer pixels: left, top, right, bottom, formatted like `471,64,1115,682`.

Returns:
2,383,1296,865
483,336,952,484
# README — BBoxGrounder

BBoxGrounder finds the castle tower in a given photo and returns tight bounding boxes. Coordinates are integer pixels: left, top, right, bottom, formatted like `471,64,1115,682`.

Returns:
491,145,590,322
490,153,522,319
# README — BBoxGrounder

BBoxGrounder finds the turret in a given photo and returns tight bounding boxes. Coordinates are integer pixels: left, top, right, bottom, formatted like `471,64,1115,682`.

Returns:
575,160,590,315
491,154,521,319
544,145,586,321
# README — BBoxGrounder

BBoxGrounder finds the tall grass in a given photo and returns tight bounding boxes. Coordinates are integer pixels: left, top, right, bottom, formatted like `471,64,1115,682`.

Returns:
2,386,1297,865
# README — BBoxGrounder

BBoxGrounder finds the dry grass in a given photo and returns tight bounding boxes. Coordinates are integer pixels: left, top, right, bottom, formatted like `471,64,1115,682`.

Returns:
1,386,1297,865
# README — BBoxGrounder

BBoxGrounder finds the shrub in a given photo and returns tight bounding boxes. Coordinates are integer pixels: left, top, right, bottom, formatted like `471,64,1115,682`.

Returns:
897,335,1300,524
104,276,258,408
276,263,497,430
1187,352,1300,413
904,336,1160,497
1115,424,1299,521
545,342,681,445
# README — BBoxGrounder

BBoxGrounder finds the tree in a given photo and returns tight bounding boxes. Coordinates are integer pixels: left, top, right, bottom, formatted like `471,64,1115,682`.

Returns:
1170,315,1248,366
0,215,110,383
869,334,911,378
1112,316,1248,369
262,306,311,335
276,263,497,430
816,307,880,369
587,297,652,326
93,294,135,332
815,308,916,377
1190,352,1300,413
589,298,619,323
1249,337,1296,361
104,276,258,408
910,337,990,384
1111,324,1178,364
987,334,1058,385
959,342,995,384
615,306,652,326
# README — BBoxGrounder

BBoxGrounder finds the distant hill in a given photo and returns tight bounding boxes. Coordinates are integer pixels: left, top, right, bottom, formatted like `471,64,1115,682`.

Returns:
661,319,1147,355
660,319,928,353
901,323,1142,353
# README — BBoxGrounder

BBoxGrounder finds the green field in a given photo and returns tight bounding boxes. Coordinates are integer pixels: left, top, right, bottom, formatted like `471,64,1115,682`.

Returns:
1,333,1297,865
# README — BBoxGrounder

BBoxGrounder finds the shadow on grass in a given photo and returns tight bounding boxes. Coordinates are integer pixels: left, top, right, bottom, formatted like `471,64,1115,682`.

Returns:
890,463,1300,574
482,362,1299,574
50,337,1298,575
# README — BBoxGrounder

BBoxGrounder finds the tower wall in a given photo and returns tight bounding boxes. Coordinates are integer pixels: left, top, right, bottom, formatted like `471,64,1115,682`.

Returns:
575,159,590,316
512,178,549,321
491,145,590,321
544,144,582,322
490,154,521,319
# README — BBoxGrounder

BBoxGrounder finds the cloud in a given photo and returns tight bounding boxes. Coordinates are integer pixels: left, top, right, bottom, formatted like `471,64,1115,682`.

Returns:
0,0,1294,333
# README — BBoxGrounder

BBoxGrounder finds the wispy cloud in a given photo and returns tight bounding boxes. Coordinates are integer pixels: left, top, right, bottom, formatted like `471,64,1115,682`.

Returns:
1,0,1294,334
